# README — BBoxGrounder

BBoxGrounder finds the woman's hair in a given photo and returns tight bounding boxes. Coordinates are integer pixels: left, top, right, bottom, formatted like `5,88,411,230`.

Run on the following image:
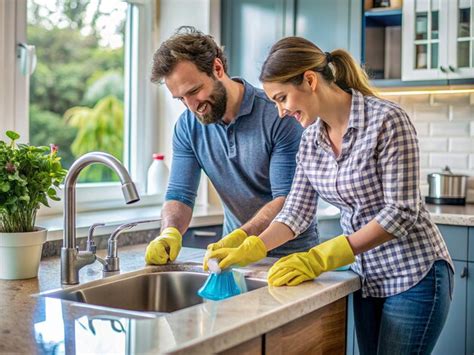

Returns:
259,37,376,96
150,26,228,84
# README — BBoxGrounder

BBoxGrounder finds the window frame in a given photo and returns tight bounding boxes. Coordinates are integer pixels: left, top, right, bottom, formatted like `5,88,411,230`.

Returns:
2,0,158,216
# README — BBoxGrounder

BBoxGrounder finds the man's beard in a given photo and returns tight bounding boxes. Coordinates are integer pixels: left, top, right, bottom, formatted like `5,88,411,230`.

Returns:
196,80,227,125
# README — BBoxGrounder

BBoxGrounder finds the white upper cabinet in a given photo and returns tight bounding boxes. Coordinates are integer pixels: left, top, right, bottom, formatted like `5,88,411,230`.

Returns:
447,0,474,79
402,0,474,81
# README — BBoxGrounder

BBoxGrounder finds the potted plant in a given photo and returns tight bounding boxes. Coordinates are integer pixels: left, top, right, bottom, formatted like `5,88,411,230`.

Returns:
0,131,67,280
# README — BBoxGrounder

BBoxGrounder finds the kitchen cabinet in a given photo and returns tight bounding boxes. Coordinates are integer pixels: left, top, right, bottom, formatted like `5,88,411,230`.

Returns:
402,0,474,81
432,225,472,355
221,0,291,86
221,0,362,87
294,0,362,61
432,260,468,355
362,8,402,82
218,337,262,355
467,261,474,355
265,298,346,354
182,225,223,248
220,298,347,355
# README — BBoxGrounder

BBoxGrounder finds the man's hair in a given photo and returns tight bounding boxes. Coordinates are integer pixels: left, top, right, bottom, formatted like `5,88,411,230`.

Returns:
150,26,228,84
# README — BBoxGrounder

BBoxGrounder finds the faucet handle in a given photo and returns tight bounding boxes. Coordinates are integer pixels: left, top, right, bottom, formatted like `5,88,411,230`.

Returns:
87,223,106,253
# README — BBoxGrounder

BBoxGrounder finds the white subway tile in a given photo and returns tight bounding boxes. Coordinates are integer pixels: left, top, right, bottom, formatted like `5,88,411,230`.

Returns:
432,93,470,105
430,122,470,136
429,153,468,169
419,137,448,152
380,95,401,104
413,122,429,136
399,94,431,106
420,169,433,182
467,188,474,203
419,184,429,197
469,155,474,169
451,105,474,121
467,174,474,188
414,104,449,122
419,153,429,168
449,138,474,152
444,168,473,176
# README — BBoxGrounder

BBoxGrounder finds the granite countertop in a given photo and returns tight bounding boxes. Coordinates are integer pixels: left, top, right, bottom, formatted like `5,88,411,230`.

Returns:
425,203,474,226
0,246,360,354
317,203,474,227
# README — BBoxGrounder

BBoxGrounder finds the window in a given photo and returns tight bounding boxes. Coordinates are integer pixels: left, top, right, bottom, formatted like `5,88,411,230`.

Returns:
28,0,128,183
1,0,157,214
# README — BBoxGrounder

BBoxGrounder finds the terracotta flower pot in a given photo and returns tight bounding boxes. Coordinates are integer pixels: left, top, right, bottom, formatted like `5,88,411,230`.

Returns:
0,227,47,280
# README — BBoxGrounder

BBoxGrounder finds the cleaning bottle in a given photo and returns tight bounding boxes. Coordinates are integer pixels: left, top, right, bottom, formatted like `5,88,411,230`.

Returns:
147,153,169,202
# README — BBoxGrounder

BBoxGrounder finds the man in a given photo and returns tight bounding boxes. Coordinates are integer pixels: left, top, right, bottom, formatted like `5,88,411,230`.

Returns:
145,26,317,265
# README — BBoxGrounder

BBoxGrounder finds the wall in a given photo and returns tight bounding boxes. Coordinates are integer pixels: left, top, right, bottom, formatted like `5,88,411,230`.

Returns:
381,91,474,201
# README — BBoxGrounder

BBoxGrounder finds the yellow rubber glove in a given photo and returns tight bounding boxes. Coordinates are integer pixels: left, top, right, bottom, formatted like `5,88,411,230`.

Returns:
205,236,267,270
145,227,182,265
268,235,355,287
203,229,248,271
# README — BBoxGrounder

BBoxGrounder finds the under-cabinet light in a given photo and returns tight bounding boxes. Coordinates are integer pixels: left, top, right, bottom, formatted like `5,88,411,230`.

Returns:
378,88,474,96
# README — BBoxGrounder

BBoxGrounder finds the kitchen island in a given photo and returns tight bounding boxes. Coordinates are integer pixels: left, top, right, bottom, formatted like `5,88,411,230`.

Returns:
0,246,360,354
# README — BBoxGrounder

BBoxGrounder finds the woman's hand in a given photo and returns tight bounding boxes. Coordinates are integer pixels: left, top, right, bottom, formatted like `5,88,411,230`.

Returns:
268,235,355,286
204,236,267,270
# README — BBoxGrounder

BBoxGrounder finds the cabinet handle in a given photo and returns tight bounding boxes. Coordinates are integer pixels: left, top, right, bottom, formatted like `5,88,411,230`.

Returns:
193,230,218,237
439,66,448,73
448,65,456,72
460,267,468,278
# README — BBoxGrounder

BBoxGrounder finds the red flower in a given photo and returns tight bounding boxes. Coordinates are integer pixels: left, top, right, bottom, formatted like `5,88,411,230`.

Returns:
5,161,15,174
50,144,58,155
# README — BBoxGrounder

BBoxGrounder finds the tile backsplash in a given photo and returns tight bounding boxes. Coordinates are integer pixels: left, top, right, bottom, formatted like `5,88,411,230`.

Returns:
380,92,474,201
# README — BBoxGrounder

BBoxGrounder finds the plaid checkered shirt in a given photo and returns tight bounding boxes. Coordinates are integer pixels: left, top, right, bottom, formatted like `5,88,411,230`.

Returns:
274,89,453,298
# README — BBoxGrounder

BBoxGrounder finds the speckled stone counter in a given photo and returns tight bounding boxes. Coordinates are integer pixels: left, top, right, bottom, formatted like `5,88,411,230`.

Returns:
0,246,360,354
426,203,474,226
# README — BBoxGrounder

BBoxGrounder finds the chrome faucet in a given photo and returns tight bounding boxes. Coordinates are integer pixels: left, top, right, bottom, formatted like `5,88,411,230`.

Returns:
88,219,161,273
61,152,140,285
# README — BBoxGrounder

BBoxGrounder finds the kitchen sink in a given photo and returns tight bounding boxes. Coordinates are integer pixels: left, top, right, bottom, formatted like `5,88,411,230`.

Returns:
38,268,267,315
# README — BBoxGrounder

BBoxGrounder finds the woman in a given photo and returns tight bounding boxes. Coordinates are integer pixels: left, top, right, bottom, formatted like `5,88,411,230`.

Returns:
205,37,453,354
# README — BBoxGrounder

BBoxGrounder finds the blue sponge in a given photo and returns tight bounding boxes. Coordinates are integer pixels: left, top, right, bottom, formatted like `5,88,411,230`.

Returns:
197,269,242,301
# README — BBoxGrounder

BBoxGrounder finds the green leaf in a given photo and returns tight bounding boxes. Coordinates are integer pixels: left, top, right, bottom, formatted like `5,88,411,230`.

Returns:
6,131,20,141
47,187,57,197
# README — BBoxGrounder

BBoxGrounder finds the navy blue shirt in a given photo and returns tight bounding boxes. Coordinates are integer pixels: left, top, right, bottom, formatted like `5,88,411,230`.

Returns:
166,78,318,256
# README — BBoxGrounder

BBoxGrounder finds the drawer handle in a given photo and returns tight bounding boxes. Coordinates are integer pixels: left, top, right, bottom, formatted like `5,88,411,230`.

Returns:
460,267,468,279
193,230,218,237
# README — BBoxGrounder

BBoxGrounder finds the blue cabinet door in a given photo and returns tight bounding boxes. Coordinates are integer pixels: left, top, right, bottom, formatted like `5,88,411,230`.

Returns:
346,293,359,355
467,262,474,355
295,0,362,61
432,260,467,355
438,225,469,261
469,227,474,262
221,0,288,87
221,0,364,86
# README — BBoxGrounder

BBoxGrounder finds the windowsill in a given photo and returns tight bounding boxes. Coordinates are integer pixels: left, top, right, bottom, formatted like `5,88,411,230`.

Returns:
37,203,224,242
37,199,344,243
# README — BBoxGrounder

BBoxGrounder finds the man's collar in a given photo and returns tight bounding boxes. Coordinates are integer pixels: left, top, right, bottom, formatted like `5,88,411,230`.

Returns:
231,77,255,119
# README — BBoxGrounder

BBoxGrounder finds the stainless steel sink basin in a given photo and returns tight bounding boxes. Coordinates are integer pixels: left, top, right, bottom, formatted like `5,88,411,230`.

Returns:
39,269,267,315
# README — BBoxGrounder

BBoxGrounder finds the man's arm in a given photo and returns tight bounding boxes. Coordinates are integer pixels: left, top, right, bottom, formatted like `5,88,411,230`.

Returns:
240,196,285,236
160,200,193,235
